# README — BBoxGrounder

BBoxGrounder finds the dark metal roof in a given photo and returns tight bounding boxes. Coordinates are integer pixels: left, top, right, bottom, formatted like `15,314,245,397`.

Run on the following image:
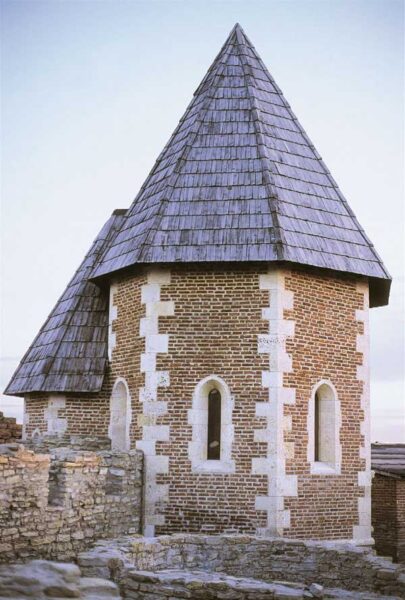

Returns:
5,211,126,396
91,23,390,307
372,444,405,478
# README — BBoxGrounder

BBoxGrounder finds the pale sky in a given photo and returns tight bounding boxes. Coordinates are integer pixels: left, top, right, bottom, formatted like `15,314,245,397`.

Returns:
1,0,404,442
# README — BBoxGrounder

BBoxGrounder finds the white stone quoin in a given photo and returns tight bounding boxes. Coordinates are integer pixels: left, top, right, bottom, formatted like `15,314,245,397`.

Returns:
44,395,67,436
253,269,297,536
136,269,174,536
353,281,373,545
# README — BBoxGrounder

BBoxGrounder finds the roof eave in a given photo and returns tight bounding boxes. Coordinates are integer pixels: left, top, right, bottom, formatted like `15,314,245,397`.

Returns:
4,382,105,398
372,468,405,480
90,257,391,308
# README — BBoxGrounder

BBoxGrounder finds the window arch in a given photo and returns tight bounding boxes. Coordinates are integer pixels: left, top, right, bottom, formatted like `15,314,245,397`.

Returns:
207,388,221,460
188,375,235,473
308,380,341,475
109,378,132,451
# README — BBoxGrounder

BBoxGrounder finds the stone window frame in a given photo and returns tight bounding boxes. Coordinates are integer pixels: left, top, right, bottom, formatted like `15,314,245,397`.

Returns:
307,380,342,475
188,375,235,474
109,377,132,451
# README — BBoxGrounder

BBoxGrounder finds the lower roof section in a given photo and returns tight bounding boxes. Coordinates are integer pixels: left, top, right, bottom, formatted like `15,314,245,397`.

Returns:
4,211,126,397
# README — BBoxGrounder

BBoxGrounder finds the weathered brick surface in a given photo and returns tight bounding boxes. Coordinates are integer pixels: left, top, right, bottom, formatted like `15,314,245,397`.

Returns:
0,411,22,443
398,479,405,563
283,269,365,539
24,272,147,442
372,473,405,563
23,265,369,540
157,265,269,534
0,442,143,562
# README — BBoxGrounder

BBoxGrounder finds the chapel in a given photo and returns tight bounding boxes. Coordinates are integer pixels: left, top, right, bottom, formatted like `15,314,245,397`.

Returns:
5,24,391,543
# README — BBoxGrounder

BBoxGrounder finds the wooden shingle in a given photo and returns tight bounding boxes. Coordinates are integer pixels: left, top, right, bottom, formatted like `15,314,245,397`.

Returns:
5,210,126,396
5,24,391,396
372,444,405,478
90,24,390,307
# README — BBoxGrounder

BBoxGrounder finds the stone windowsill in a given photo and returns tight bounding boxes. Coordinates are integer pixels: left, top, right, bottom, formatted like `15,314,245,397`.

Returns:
192,459,235,474
310,461,340,475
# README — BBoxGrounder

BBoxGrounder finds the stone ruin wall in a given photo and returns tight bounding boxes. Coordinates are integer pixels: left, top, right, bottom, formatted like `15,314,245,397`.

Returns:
0,410,22,443
78,534,405,598
0,437,143,562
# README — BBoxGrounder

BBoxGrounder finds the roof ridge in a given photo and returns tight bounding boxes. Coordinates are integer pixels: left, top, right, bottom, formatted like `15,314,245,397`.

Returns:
139,31,237,260
91,31,236,272
193,23,240,97
234,26,285,260
89,24,390,306
243,32,391,279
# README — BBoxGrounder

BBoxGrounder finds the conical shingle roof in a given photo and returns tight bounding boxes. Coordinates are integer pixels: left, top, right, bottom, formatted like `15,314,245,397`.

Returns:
5,24,391,397
91,23,390,306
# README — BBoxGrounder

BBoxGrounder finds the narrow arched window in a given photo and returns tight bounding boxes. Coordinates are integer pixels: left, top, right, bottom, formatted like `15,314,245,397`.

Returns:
189,376,235,473
109,379,131,451
309,382,341,474
207,388,221,460
314,391,321,461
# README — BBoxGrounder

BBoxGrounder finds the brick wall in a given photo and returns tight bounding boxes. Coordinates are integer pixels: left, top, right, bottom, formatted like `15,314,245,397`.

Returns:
372,473,405,563
24,273,146,442
23,265,369,541
397,479,405,562
283,270,365,540
0,442,143,562
157,265,269,535
372,473,397,560
0,411,22,443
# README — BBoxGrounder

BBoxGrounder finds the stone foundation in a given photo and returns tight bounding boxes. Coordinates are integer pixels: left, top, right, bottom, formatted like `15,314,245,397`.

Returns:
0,441,143,562
78,534,405,597
121,569,399,599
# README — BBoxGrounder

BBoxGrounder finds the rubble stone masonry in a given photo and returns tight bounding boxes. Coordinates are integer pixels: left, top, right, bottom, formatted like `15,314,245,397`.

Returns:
0,411,22,443
78,534,405,597
23,265,369,541
0,441,143,562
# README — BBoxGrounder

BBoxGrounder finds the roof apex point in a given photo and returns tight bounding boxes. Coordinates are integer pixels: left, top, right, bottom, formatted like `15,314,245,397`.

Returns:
230,22,246,37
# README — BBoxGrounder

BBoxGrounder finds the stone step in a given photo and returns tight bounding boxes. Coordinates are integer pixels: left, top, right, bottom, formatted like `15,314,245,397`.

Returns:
79,576,121,598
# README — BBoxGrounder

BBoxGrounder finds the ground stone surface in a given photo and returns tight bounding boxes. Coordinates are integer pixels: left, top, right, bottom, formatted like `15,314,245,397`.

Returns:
121,568,403,599
0,560,121,600
77,534,405,597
